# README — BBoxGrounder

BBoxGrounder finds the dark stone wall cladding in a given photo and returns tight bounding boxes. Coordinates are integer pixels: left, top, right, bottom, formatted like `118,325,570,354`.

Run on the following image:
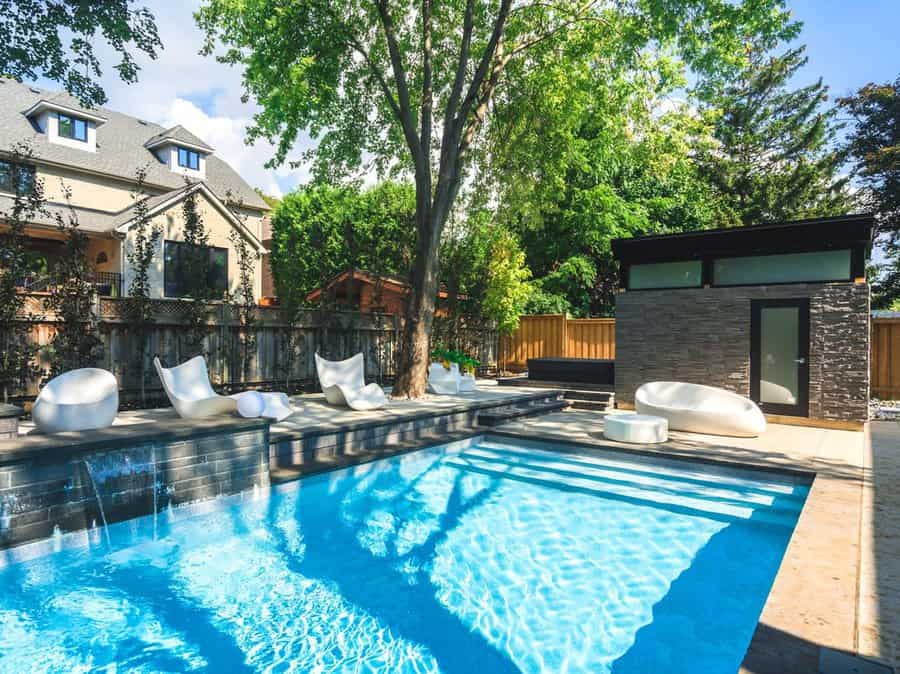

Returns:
271,408,482,468
0,427,269,549
615,282,870,422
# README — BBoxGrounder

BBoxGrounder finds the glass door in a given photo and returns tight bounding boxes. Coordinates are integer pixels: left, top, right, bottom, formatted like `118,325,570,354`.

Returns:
750,299,810,416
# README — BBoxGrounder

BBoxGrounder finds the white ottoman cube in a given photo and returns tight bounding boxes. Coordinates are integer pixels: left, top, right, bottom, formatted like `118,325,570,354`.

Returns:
604,413,668,444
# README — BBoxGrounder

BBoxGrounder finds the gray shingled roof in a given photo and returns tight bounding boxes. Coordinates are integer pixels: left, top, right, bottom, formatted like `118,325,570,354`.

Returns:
0,194,119,233
145,125,214,152
0,78,268,213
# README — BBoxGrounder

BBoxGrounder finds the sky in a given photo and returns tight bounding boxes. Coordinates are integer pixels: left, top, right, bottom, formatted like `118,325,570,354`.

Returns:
33,0,900,200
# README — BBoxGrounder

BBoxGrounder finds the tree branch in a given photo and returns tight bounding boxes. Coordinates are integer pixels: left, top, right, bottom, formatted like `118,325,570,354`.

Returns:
445,0,475,126
456,0,513,126
375,0,424,164
421,0,434,159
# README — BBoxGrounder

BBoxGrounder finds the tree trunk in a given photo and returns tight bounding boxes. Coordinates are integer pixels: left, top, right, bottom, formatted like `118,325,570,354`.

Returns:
392,203,446,398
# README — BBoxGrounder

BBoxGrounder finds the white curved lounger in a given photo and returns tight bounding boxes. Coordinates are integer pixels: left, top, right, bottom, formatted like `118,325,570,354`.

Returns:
154,356,237,419
315,353,387,411
428,363,460,394
32,368,119,434
635,381,766,437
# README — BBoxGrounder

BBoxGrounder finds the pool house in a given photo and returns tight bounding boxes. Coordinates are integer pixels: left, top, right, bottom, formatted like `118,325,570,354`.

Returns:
612,214,874,429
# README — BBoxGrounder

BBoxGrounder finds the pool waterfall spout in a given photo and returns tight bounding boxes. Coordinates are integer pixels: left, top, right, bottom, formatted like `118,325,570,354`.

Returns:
82,459,111,546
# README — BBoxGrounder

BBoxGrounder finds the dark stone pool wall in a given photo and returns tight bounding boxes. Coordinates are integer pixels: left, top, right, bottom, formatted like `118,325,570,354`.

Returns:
0,417,269,550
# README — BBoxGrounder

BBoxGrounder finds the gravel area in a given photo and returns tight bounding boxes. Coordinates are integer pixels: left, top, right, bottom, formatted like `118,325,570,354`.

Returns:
870,398,900,421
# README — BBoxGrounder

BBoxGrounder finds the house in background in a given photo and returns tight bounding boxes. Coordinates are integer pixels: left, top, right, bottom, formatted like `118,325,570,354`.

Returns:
0,79,270,302
306,269,458,316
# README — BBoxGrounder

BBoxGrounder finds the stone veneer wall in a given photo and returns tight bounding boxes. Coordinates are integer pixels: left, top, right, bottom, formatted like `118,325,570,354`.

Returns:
615,282,870,422
0,419,269,549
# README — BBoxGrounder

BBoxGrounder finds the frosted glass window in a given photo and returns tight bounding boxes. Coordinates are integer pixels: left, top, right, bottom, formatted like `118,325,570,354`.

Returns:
714,250,851,286
628,261,702,289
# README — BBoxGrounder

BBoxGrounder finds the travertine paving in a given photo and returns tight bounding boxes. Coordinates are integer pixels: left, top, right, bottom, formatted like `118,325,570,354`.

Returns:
495,410,879,674
859,421,900,670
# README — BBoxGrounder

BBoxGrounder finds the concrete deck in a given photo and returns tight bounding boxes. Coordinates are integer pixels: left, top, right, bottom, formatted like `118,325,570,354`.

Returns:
17,382,553,438
492,410,899,673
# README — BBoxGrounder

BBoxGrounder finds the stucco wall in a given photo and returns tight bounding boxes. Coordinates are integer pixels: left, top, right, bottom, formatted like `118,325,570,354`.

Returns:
123,190,262,301
38,165,145,212
614,282,870,422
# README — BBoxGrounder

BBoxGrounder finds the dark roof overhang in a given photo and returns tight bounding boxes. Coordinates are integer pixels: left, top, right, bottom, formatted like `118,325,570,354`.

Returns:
611,214,876,265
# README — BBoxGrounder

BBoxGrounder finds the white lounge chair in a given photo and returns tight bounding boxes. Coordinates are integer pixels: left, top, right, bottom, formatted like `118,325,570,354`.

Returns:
635,381,766,437
314,353,387,411
154,356,237,419
154,356,294,421
32,368,119,434
428,362,460,394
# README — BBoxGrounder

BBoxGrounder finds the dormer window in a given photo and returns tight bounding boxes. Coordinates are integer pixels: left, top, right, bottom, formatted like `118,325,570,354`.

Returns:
58,114,88,142
144,126,213,178
23,99,106,153
177,147,200,171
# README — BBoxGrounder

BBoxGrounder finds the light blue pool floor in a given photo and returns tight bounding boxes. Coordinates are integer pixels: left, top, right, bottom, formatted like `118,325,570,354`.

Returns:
0,436,809,673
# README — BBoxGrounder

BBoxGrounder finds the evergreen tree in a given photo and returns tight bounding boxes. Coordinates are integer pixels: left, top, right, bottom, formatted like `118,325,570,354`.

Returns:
839,77,900,307
697,45,851,225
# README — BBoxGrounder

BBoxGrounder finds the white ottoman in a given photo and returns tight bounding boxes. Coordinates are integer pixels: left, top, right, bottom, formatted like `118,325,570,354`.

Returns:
604,413,668,444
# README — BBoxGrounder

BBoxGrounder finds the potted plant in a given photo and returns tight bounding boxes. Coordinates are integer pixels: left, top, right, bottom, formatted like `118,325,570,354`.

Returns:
429,347,479,392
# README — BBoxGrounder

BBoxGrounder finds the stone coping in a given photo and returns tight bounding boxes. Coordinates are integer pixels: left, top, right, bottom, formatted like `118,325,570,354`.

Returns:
268,388,556,442
0,416,270,465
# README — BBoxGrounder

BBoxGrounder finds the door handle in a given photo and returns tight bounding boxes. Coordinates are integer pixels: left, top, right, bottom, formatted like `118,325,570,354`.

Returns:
794,358,806,364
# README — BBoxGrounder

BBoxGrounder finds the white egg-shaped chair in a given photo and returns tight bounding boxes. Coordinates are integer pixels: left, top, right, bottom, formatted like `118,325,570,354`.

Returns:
32,368,119,434
635,381,766,437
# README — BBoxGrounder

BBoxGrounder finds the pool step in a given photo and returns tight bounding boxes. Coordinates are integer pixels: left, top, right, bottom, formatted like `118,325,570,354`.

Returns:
448,451,804,528
476,395,569,427
476,440,808,502
447,442,808,528
566,390,616,412
495,378,616,412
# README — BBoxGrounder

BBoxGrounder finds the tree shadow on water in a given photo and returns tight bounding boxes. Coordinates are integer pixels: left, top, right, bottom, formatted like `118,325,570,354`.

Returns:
265,459,520,674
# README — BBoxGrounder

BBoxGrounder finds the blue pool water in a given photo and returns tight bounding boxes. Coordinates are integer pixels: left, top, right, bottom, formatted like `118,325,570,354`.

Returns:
0,436,808,673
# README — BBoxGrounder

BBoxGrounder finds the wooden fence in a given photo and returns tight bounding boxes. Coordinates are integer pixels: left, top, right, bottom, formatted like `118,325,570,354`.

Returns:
12,295,498,405
499,314,616,372
872,317,900,399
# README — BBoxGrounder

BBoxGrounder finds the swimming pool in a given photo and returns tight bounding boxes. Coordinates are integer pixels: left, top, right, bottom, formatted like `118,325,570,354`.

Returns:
0,435,808,673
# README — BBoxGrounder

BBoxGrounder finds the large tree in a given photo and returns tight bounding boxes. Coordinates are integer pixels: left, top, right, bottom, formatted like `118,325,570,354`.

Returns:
0,1,161,107
695,44,852,226
270,181,416,307
483,44,733,315
198,0,797,396
839,77,900,307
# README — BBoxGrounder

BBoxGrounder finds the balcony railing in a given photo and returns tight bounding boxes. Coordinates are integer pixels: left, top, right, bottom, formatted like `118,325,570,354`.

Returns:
16,271,123,297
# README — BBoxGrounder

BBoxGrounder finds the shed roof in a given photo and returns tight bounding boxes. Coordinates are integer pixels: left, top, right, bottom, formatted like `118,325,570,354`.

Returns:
611,214,875,265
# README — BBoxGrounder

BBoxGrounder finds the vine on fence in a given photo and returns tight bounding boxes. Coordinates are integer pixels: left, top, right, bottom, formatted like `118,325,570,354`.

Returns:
225,191,258,385
176,181,215,358
43,182,105,375
122,167,162,404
